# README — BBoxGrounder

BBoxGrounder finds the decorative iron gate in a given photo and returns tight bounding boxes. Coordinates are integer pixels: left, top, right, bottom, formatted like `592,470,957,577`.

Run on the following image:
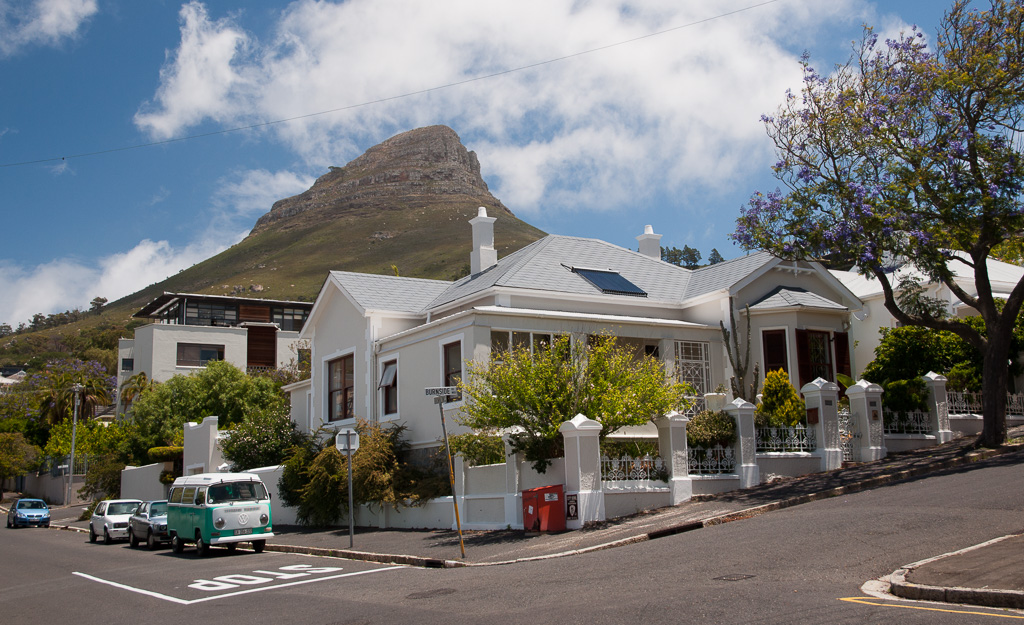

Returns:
838,408,860,462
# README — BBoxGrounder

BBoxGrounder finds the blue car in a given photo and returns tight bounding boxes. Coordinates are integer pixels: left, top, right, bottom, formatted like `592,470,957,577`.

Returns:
7,498,50,528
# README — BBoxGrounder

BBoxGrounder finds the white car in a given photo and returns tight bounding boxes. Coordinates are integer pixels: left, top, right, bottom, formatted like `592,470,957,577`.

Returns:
89,499,142,544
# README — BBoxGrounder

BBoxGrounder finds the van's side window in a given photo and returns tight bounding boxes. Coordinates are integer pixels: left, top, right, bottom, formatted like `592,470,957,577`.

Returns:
182,486,196,503
169,487,183,504
195,487,207,506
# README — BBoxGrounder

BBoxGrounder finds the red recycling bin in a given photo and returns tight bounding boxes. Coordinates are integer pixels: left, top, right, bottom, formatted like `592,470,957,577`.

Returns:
522,484,566,533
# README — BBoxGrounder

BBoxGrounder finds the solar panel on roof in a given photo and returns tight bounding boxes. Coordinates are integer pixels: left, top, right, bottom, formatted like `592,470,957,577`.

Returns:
571,267,647,297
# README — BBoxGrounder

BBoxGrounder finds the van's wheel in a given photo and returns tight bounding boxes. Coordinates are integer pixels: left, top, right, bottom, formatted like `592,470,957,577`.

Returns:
103,528,112,545
89,525,97,543
147,530,157,550
129,531,139,548
195,531,210,557
171,533,184,554
252,540,265,554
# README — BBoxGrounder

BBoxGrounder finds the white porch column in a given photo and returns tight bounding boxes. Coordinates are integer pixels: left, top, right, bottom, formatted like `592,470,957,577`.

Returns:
924,371,954,443
723,398,760,488
653,411,692,505
501,430,524,529
801,378,842,471
845,380,887,461
559,414,605,530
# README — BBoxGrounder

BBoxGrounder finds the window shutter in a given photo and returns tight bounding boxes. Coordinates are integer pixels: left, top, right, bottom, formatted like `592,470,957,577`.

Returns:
833,331,851,379
795,329,811,390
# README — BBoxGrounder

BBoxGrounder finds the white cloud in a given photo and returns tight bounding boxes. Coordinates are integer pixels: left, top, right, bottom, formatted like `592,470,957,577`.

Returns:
0,0,98,57
211,168,315,220
0,237,230,327
134,0,865,216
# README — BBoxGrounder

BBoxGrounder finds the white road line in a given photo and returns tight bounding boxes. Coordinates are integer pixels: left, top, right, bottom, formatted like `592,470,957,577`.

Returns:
73,566,404,605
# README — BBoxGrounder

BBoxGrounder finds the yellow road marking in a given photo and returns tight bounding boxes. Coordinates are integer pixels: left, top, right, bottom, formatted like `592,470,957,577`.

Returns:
840,596,1024,619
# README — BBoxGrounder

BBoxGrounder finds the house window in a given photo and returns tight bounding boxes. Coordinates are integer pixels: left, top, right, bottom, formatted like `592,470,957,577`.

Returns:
762,330,788,376
795,329,833,388
328,355,354,422
490,331,553,357
443,341,462,401
674,341,711,395
379,360,398,416
120,358,134,372
176,343,224,367
185,301,238,327
272,307,309,332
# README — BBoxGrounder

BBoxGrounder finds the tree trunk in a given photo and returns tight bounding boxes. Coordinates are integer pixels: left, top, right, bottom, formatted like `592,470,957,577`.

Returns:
980,335,1010,448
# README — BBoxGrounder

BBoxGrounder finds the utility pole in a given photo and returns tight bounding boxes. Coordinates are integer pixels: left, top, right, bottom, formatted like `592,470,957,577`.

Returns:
65,383,83,506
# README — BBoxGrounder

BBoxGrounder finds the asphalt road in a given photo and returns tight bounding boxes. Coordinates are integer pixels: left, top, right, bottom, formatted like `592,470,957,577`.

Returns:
3,453,1023,624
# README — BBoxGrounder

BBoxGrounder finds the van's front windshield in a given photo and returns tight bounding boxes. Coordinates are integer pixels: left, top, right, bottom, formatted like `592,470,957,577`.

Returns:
206,481,268,504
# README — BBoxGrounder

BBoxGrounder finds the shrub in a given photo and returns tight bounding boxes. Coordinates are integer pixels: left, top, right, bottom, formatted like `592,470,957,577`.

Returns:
448,432,506,466
147,446,183,463
756,369,806,428
686,410,737,448
882,378,929,414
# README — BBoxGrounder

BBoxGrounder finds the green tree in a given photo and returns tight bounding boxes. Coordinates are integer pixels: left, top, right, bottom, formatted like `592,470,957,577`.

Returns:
734,1,1024,446
34,359,113,426
130,361,288,450
0,432,40,498
459,334,690,471
707,248,726,265
89,297,108,314
756,369,806,428
220,405,303,471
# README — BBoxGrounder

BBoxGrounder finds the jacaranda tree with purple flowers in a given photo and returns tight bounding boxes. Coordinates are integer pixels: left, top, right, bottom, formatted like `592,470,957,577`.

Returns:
734,0,1024,447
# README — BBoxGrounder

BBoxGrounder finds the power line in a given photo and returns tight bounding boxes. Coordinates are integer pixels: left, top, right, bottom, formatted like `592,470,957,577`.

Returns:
0,0,782,169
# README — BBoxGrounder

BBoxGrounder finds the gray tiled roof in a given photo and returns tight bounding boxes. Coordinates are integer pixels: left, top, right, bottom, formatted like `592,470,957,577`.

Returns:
749,286,847,311
329,271,452,314
683,250,776,300
426,235,692,309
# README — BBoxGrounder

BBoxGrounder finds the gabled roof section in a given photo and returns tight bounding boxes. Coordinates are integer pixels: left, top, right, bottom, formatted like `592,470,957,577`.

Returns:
329,271,452,314
749,286,847,312
683,251,777,300
425,235,690,310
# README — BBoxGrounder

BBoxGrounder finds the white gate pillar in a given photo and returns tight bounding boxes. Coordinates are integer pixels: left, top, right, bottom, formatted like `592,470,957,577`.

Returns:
559,414,605,530
845,380,886,461
653,411,692,504
801,378,842,471
924,371,953,443
723,398,759,488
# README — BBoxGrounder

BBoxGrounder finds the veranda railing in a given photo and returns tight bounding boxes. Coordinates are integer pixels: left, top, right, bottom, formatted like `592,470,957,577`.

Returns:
756,424,816,453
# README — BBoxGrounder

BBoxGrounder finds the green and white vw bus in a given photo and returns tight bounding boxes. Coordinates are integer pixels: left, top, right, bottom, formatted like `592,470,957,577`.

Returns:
167,472,274,556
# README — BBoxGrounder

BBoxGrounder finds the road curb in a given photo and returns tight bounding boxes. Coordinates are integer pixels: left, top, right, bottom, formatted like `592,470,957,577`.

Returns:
888,533,1024,610
263,440,1023,568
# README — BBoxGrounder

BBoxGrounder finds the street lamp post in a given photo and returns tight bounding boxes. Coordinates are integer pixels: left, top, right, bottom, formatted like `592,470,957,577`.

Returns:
65,383,83,506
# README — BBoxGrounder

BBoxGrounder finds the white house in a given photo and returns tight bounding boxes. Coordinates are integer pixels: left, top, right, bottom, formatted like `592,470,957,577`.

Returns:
830,253,1024,379
286,208,864,454
118,292,313,393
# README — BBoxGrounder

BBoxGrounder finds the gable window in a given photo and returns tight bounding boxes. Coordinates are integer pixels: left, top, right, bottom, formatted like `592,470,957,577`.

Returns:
762,329,788,376
176,343,224,367
379,360,398,416
443,341,462,401
674,341,711,395
328,355,354,422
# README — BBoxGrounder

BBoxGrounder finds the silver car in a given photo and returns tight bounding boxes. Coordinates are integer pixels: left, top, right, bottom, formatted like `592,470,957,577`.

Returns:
128,500,170,549
89,499,142,544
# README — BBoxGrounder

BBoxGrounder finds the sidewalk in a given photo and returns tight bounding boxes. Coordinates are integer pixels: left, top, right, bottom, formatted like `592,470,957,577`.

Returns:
13,427,1024,610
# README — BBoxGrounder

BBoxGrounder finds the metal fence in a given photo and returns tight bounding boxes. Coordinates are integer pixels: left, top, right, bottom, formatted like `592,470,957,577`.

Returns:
38,454,89,477
600,455,668,483
946,391,1024,417
687,445,736,475
883,410,931,435
756,424,816,453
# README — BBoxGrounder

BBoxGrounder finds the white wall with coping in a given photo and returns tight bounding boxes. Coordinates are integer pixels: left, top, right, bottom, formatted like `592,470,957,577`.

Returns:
120,463,166,501
755,454,822,478
183,416,225,474
246,465,296,526
21,472,87,505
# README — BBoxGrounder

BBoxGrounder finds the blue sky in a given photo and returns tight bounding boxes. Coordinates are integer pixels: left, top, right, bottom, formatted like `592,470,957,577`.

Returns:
0,0,949,327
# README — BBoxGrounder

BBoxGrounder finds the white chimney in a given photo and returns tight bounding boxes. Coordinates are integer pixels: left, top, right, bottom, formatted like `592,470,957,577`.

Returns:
636,224,662,259
470,206,498,274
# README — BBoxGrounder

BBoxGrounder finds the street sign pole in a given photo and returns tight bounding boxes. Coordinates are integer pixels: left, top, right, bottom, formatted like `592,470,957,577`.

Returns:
346,430,354,549
428,388,466,559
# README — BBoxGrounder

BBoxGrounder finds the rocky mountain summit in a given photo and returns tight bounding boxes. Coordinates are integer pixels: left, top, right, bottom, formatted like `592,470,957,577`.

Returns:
250,125,513,236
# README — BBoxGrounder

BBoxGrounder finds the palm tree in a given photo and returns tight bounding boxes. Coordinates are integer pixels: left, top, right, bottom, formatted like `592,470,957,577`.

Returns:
35,361,113,425
119,372,153,416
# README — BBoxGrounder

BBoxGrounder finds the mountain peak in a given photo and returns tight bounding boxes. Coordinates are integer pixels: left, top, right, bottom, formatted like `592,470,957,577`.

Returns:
250,125,510,236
